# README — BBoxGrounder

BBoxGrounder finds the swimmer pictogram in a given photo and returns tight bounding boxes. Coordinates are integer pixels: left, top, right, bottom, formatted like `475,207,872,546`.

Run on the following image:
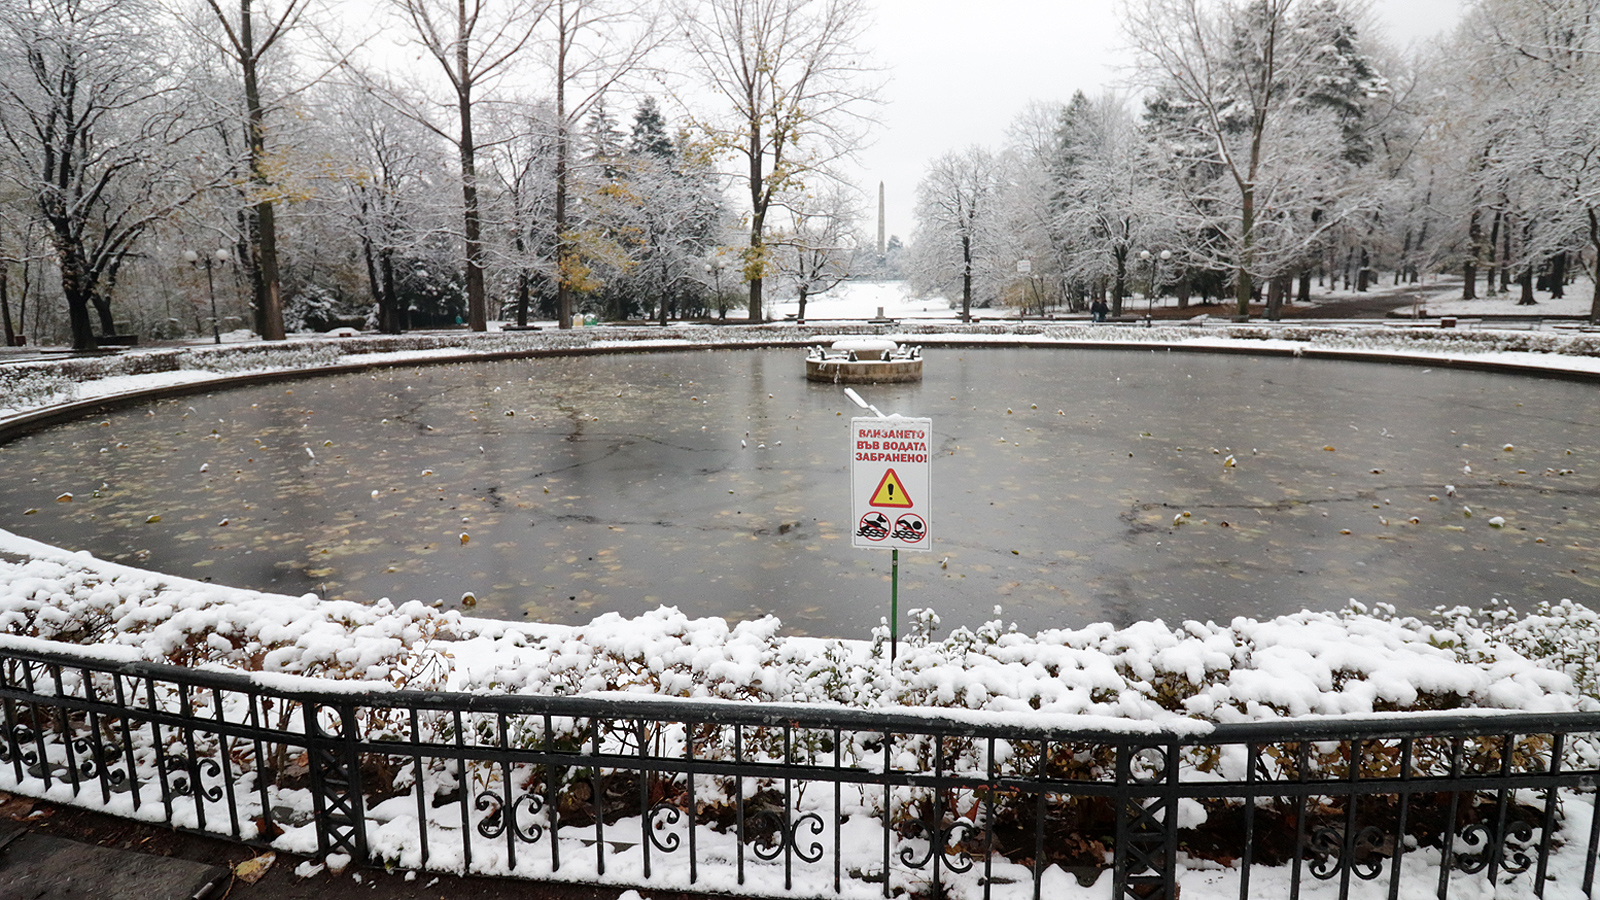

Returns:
891,514,926,543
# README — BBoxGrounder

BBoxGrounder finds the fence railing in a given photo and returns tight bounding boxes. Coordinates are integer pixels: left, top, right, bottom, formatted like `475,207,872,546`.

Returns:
1,640,1598,900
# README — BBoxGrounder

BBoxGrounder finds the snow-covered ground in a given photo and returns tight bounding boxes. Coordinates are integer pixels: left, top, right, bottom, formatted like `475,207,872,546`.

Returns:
766,279,957,320
765,275,1600,319
1423,279,1596,316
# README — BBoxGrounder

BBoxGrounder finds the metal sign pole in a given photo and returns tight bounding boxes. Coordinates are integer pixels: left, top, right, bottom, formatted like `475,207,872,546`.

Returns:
891,548,899,662
845,388,930,666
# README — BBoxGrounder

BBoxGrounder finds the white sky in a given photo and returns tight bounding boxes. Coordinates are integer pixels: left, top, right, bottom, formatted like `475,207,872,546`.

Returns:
852,0,1466,243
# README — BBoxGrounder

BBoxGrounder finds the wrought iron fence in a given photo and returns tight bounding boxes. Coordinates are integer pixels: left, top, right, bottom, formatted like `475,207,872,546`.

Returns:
1,639,1598,900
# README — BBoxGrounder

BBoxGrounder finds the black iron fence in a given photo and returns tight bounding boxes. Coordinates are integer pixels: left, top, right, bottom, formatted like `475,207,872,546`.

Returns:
1,639,1598,899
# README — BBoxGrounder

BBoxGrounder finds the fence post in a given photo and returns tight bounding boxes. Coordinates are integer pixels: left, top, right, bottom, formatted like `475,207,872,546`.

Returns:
1113,742,1180,900
305,700,367,861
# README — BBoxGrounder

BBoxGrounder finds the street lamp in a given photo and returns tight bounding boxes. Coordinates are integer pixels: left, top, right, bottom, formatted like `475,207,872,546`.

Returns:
1139,249,1172,326
184,247,231,344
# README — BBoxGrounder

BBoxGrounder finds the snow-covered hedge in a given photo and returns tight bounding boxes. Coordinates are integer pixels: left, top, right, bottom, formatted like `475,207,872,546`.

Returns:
0,530,1589,729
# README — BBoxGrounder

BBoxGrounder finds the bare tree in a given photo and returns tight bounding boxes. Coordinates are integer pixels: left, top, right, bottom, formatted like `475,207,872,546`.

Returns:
486,104,559,327
0,0,207,350
1125,0,1381,318
191,0,310,341
384,0,551,331
324,85,449,333
1051,94,1171,317
909,146,1003,322
543,0,660,328
771,184,857,323
679,0,878,321
1462,0,1600,322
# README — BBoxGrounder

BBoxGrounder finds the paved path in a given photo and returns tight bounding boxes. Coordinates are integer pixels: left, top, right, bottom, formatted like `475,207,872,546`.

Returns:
0,792,713,900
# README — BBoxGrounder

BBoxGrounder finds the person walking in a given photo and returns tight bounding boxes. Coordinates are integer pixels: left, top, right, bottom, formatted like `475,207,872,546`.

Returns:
1090,298,1109,323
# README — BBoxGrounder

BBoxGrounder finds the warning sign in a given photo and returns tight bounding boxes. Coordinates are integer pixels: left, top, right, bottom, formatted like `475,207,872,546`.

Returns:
870,469,914,507
851,417,932,551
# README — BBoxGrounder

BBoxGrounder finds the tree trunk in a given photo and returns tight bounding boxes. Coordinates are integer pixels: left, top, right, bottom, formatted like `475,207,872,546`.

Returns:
797,286,808,323
554,33,572,330
90,290,116,335
1500,210,1513,292
254,201,285,338
1176,277,1190,310
1485,210,1501,296
1236,186,1255,318
1590,209,1600,325
1549,252,1566,298
1112,248,1127,318
459,20,487,333
1265,274,1287,320
1462,208,1478,299
746,117,765,323
0,254,13,347
239,0,286,342
512,223,531,328
1357,247,1370,293
1297,270,1311,303
960,234,973,322
1517,220,1536,305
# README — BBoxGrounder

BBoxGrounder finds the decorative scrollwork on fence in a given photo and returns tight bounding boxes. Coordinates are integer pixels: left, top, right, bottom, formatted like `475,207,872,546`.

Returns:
164,756,223,801
749,809,825,863
71,736,126,787
1129,746,1168,784
1308,825,1389,881
0,723,38,768
1500,821,1536,875
1456,820,1536,875
898,819,979,874
647,803,683,853
475,789,546,845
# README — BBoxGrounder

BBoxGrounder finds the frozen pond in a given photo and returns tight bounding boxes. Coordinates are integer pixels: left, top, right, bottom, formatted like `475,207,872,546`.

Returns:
2,347,1596,637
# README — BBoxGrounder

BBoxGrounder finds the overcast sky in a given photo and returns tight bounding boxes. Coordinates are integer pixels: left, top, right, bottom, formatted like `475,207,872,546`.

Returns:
853,0,1465,244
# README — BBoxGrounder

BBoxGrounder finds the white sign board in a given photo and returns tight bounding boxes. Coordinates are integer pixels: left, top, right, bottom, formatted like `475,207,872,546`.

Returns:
851,417,932,551
1016,259,1032,275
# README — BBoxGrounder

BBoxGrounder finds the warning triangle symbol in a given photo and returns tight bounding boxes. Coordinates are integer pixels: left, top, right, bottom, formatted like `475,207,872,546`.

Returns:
870,468,914,508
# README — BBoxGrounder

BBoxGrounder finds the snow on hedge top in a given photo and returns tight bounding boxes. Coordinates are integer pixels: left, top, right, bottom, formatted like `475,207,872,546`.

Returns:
0,527,1580,728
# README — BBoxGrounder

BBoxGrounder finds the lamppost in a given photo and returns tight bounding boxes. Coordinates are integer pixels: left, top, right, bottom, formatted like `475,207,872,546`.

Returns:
184,248,231,344
705,260,727,320
1139,249,1172,326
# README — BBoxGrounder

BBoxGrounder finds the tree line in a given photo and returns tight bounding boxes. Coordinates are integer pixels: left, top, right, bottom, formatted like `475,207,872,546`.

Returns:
909,0,1600,325
0,0,880,350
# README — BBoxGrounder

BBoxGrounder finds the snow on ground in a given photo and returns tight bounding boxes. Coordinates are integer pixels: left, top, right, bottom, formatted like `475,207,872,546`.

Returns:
767,280,958,319
1424,279,1597,316
770,274,1600,318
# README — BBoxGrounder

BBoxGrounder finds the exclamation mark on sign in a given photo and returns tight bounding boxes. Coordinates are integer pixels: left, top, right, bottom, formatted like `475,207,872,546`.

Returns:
886,484,895,501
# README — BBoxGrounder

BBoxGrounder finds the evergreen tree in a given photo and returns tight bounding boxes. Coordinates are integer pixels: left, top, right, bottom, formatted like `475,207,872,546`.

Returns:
630,97,673,159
